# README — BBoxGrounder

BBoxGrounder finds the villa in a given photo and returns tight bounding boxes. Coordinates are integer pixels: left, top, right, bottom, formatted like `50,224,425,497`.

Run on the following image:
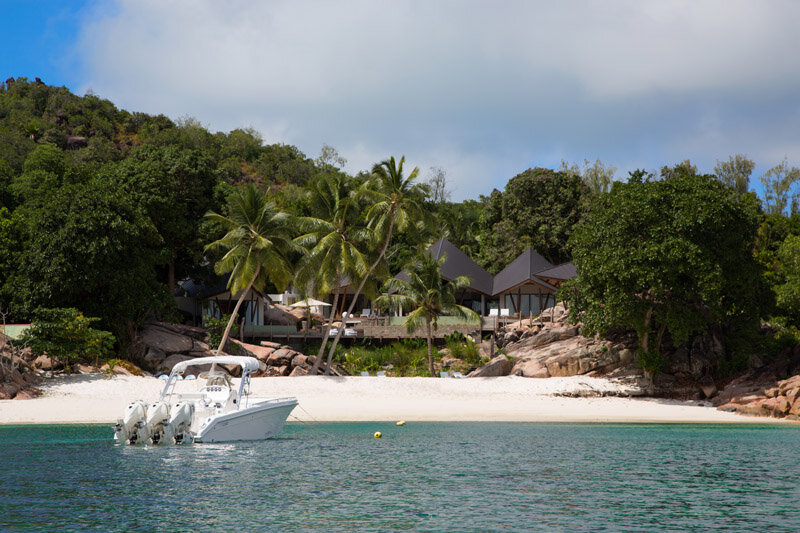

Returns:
177,238,576,341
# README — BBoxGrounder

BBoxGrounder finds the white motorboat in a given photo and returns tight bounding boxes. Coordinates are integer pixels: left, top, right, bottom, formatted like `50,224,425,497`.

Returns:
114,356,297,444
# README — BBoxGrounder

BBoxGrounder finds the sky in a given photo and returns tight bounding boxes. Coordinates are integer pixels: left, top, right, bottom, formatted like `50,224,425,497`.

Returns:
3,0,800,200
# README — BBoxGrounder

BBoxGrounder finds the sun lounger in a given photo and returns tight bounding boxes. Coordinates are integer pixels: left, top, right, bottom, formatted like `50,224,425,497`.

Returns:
440,370,451,378
376,371,386,377
452,371,464,378
360,371,369,377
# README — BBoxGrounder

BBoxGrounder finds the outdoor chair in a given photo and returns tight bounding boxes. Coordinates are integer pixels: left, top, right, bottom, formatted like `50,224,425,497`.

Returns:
376,371,386,377
361,308,372,317
500,308,510,317
452,371,464,378
488,309,499,317
360,371,369,377
440,370,451,378
328,328,339,337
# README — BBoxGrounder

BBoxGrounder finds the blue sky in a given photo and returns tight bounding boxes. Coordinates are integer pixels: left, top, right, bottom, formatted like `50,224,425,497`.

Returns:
3,0,800,200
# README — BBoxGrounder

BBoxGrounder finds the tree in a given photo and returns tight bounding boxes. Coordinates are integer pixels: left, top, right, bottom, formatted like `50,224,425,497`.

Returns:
478,168,588,273
560,158,616,195
323,156,427,371
760,159,800,215
426,166,450,203
438,200,482,259
376,254,479,376
19,308,115,370
562,167,767,377
660,160,698,180
0,207,23,316
99,144,218,292
316,144,347,171
774,234,800,327
295,174,370,375
204,184,299,354
13,184,167,343
714,154,754,196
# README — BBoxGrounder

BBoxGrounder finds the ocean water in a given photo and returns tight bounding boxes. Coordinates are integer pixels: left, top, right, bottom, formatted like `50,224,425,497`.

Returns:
1,422,799,532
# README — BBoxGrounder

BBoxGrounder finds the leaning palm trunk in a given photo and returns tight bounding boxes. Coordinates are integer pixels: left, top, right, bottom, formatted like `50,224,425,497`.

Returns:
324,217,395,375
216,266,259,355
426,319,434,377
309,287,340,375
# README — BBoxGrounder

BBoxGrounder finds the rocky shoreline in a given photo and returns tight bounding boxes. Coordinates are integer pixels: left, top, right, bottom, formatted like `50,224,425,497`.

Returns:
3,314,800,423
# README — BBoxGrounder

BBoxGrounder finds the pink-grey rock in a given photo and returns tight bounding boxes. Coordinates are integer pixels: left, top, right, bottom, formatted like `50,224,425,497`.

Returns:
158,354,195,373
467,354,511,377
139,325,194,354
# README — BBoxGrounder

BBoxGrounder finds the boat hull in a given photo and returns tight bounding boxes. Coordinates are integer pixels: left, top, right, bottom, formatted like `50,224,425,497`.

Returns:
192,398,298,443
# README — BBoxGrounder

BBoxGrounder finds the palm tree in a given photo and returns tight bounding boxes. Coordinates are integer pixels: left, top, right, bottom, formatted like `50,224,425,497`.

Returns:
204,184,299,354
376,253,480,376
295,174,370,374
323,155,428,372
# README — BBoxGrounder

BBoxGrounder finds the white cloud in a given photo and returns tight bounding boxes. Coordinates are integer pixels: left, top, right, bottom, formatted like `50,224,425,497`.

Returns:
73,0,800,199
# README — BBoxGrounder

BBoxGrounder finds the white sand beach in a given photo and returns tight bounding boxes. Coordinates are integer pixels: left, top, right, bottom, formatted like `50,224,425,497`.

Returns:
0,374,785,425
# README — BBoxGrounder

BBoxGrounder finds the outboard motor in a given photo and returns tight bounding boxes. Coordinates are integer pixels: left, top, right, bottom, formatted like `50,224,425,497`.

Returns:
114,400,147,444
144,401,170,444
163,402,193,444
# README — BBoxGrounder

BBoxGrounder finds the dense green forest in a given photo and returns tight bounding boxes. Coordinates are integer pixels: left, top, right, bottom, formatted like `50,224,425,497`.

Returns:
0,78,798,372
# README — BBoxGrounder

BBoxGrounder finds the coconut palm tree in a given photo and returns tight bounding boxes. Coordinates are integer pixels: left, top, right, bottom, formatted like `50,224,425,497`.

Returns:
376,253,480,376
204,184,300,355
295,174,371,374
323,155,428,372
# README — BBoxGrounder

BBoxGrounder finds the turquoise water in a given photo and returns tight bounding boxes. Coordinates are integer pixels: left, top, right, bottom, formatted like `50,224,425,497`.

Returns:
1,423,799,532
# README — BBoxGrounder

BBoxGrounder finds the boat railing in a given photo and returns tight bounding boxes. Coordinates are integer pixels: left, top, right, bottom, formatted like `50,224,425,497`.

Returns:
251,397,298,405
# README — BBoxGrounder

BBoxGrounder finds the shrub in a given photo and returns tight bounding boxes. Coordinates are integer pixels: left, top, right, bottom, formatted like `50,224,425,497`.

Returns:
444,332,484,366
205,314,239,352
20,307,115,370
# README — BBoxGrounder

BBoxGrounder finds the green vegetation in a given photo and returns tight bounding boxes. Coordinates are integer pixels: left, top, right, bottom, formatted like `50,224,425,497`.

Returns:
340,340,431,377
478,167,588,273
562,165,769,377
205,314,239,351
204,184,300,353
376,254,480,376
1,78,799,379
444,332,485,367
19,308,115,370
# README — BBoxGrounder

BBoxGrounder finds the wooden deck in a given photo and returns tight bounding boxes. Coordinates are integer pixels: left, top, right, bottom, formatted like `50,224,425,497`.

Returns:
242,319,486,343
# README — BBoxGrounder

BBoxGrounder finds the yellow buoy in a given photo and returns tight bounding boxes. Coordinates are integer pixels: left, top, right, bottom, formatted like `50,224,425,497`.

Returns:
374,431,382,439
396,421,406,426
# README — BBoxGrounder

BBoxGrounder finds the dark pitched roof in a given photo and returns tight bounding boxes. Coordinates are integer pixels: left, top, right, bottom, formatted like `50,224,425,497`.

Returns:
178,276,229,299
427,238,494,295
492,247,556,295
536,262,577,282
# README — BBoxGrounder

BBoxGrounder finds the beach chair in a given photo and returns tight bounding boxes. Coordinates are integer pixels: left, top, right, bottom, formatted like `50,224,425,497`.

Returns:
376,371,386,377
360,371,369,377
344,328,357,337
440,370,451,378
328,327,339,337
361,308,372,318
452,371,464,378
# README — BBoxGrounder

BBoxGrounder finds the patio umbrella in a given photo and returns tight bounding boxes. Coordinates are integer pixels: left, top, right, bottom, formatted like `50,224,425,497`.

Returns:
290,298,331,308
291,298,331,331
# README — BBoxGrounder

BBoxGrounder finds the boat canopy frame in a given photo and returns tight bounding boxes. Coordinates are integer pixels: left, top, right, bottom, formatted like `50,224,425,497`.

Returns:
159,356,261,407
